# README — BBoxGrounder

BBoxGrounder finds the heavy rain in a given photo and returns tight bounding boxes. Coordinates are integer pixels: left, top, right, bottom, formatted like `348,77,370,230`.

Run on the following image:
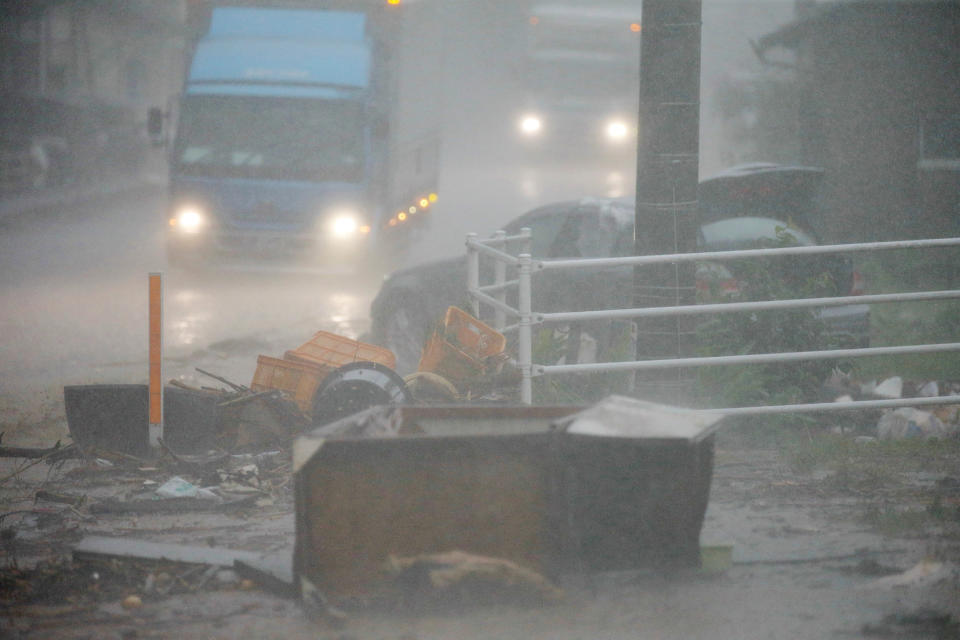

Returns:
1,0,958,638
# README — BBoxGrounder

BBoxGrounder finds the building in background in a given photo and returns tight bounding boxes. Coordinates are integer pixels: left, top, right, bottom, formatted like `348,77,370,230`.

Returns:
755,0,960,243
0,0,187,193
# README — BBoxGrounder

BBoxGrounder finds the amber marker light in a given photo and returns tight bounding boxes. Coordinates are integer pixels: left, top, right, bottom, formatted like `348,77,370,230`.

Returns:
360,224,371,234
429,193,438,203
419,198,429,208
630,23,641,32
398,212,407,222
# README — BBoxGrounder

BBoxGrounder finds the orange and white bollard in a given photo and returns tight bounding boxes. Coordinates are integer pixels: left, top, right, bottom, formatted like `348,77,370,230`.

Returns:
148,272,163,449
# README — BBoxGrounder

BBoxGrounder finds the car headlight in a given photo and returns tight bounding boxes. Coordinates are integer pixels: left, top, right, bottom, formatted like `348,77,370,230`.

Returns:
171,205,206,234
605,120,630,141
519,114,542,136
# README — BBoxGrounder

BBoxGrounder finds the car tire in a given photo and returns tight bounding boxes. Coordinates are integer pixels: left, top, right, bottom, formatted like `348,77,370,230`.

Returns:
375,293,431,376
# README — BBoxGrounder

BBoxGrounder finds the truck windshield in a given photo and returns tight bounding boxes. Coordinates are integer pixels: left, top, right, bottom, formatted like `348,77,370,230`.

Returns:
173,95,365,182
526,56,635,99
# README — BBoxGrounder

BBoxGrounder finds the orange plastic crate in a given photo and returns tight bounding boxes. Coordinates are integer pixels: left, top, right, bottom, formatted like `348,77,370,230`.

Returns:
442,307,506,359
287,331,396,371
250,355,327,414
417,307,506,386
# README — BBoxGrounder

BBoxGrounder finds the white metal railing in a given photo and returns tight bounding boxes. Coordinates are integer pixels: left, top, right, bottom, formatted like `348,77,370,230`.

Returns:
466,230,960,410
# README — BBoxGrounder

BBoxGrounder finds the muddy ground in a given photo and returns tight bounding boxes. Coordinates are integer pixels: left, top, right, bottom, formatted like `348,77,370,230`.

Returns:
1,394,959,640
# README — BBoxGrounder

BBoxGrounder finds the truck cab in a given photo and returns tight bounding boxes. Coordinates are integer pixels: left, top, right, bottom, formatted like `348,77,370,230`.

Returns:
515,3,641,159
161,1,441,271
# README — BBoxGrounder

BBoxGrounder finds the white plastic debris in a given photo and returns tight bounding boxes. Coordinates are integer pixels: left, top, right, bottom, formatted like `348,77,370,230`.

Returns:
196,487,221,501
155,476,200,498
155,476,221,500
934,405,960,427
861,560,952,590
918,380,939,397
230,450,282,467
873,376,903,399
877,408,948,440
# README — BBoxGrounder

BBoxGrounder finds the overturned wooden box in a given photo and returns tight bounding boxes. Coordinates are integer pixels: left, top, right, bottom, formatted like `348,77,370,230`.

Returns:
293,397,721,600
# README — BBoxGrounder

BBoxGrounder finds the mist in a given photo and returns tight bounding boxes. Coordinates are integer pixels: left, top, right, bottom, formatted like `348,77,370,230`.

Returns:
2,2,958,638
420,0,797,258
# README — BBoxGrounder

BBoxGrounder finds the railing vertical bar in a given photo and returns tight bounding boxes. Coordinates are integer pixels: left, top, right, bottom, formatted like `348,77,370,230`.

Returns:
520,227,532,257
466,232,480,319
518,253,533,405
493,230,507,331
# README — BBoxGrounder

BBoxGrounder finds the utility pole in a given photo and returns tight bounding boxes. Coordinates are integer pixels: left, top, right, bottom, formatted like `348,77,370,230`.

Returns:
633,0,702,404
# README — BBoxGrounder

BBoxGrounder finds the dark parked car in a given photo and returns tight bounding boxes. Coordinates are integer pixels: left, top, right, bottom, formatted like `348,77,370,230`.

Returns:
370,166,870,373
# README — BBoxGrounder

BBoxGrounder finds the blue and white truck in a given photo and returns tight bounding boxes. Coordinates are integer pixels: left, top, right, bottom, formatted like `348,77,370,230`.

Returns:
153,0,442,270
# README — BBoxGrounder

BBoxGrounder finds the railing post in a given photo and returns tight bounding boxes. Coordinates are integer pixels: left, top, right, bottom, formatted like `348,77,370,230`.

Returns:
466,232,480,318
493,230,507,331
518,252,533,404
520,226,532,257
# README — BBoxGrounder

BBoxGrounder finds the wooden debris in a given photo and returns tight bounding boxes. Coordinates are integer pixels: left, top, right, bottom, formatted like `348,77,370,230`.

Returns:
89,495,256,515
233,553,296,598
34,490,85,507
73,536,264,568
385,550,564,604
0,443,80,461
196,367,249,393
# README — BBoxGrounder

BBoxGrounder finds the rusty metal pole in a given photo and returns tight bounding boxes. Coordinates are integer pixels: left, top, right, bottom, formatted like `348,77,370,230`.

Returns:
633,0,702,405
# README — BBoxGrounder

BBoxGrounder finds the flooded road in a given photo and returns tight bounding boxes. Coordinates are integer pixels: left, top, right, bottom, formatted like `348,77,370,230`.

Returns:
0,186,374,403
0,157,627,430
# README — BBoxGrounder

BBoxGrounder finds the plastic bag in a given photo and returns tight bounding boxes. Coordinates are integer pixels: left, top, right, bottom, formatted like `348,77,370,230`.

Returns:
877,408,947,440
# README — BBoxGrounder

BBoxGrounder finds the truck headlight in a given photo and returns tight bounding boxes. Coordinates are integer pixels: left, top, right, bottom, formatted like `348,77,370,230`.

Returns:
329,211,362,239
605,120,630,141
519,114,542,136
171,205,206,234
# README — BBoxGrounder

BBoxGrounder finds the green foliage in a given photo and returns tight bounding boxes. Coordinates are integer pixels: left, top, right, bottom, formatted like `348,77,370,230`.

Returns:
857,248,960,380
695,227,850,423
860,505,947,536
531,322,635,405
785,434,960,476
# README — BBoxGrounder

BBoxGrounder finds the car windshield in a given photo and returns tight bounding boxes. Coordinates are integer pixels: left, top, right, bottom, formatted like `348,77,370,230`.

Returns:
700,217,817,249
173,94,365,182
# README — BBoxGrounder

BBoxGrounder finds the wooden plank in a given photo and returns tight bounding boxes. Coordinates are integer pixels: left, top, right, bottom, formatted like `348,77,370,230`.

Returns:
73,535,263,568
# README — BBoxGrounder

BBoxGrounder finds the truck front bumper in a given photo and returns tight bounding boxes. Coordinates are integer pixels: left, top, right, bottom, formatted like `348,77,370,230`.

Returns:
166,227,372,270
